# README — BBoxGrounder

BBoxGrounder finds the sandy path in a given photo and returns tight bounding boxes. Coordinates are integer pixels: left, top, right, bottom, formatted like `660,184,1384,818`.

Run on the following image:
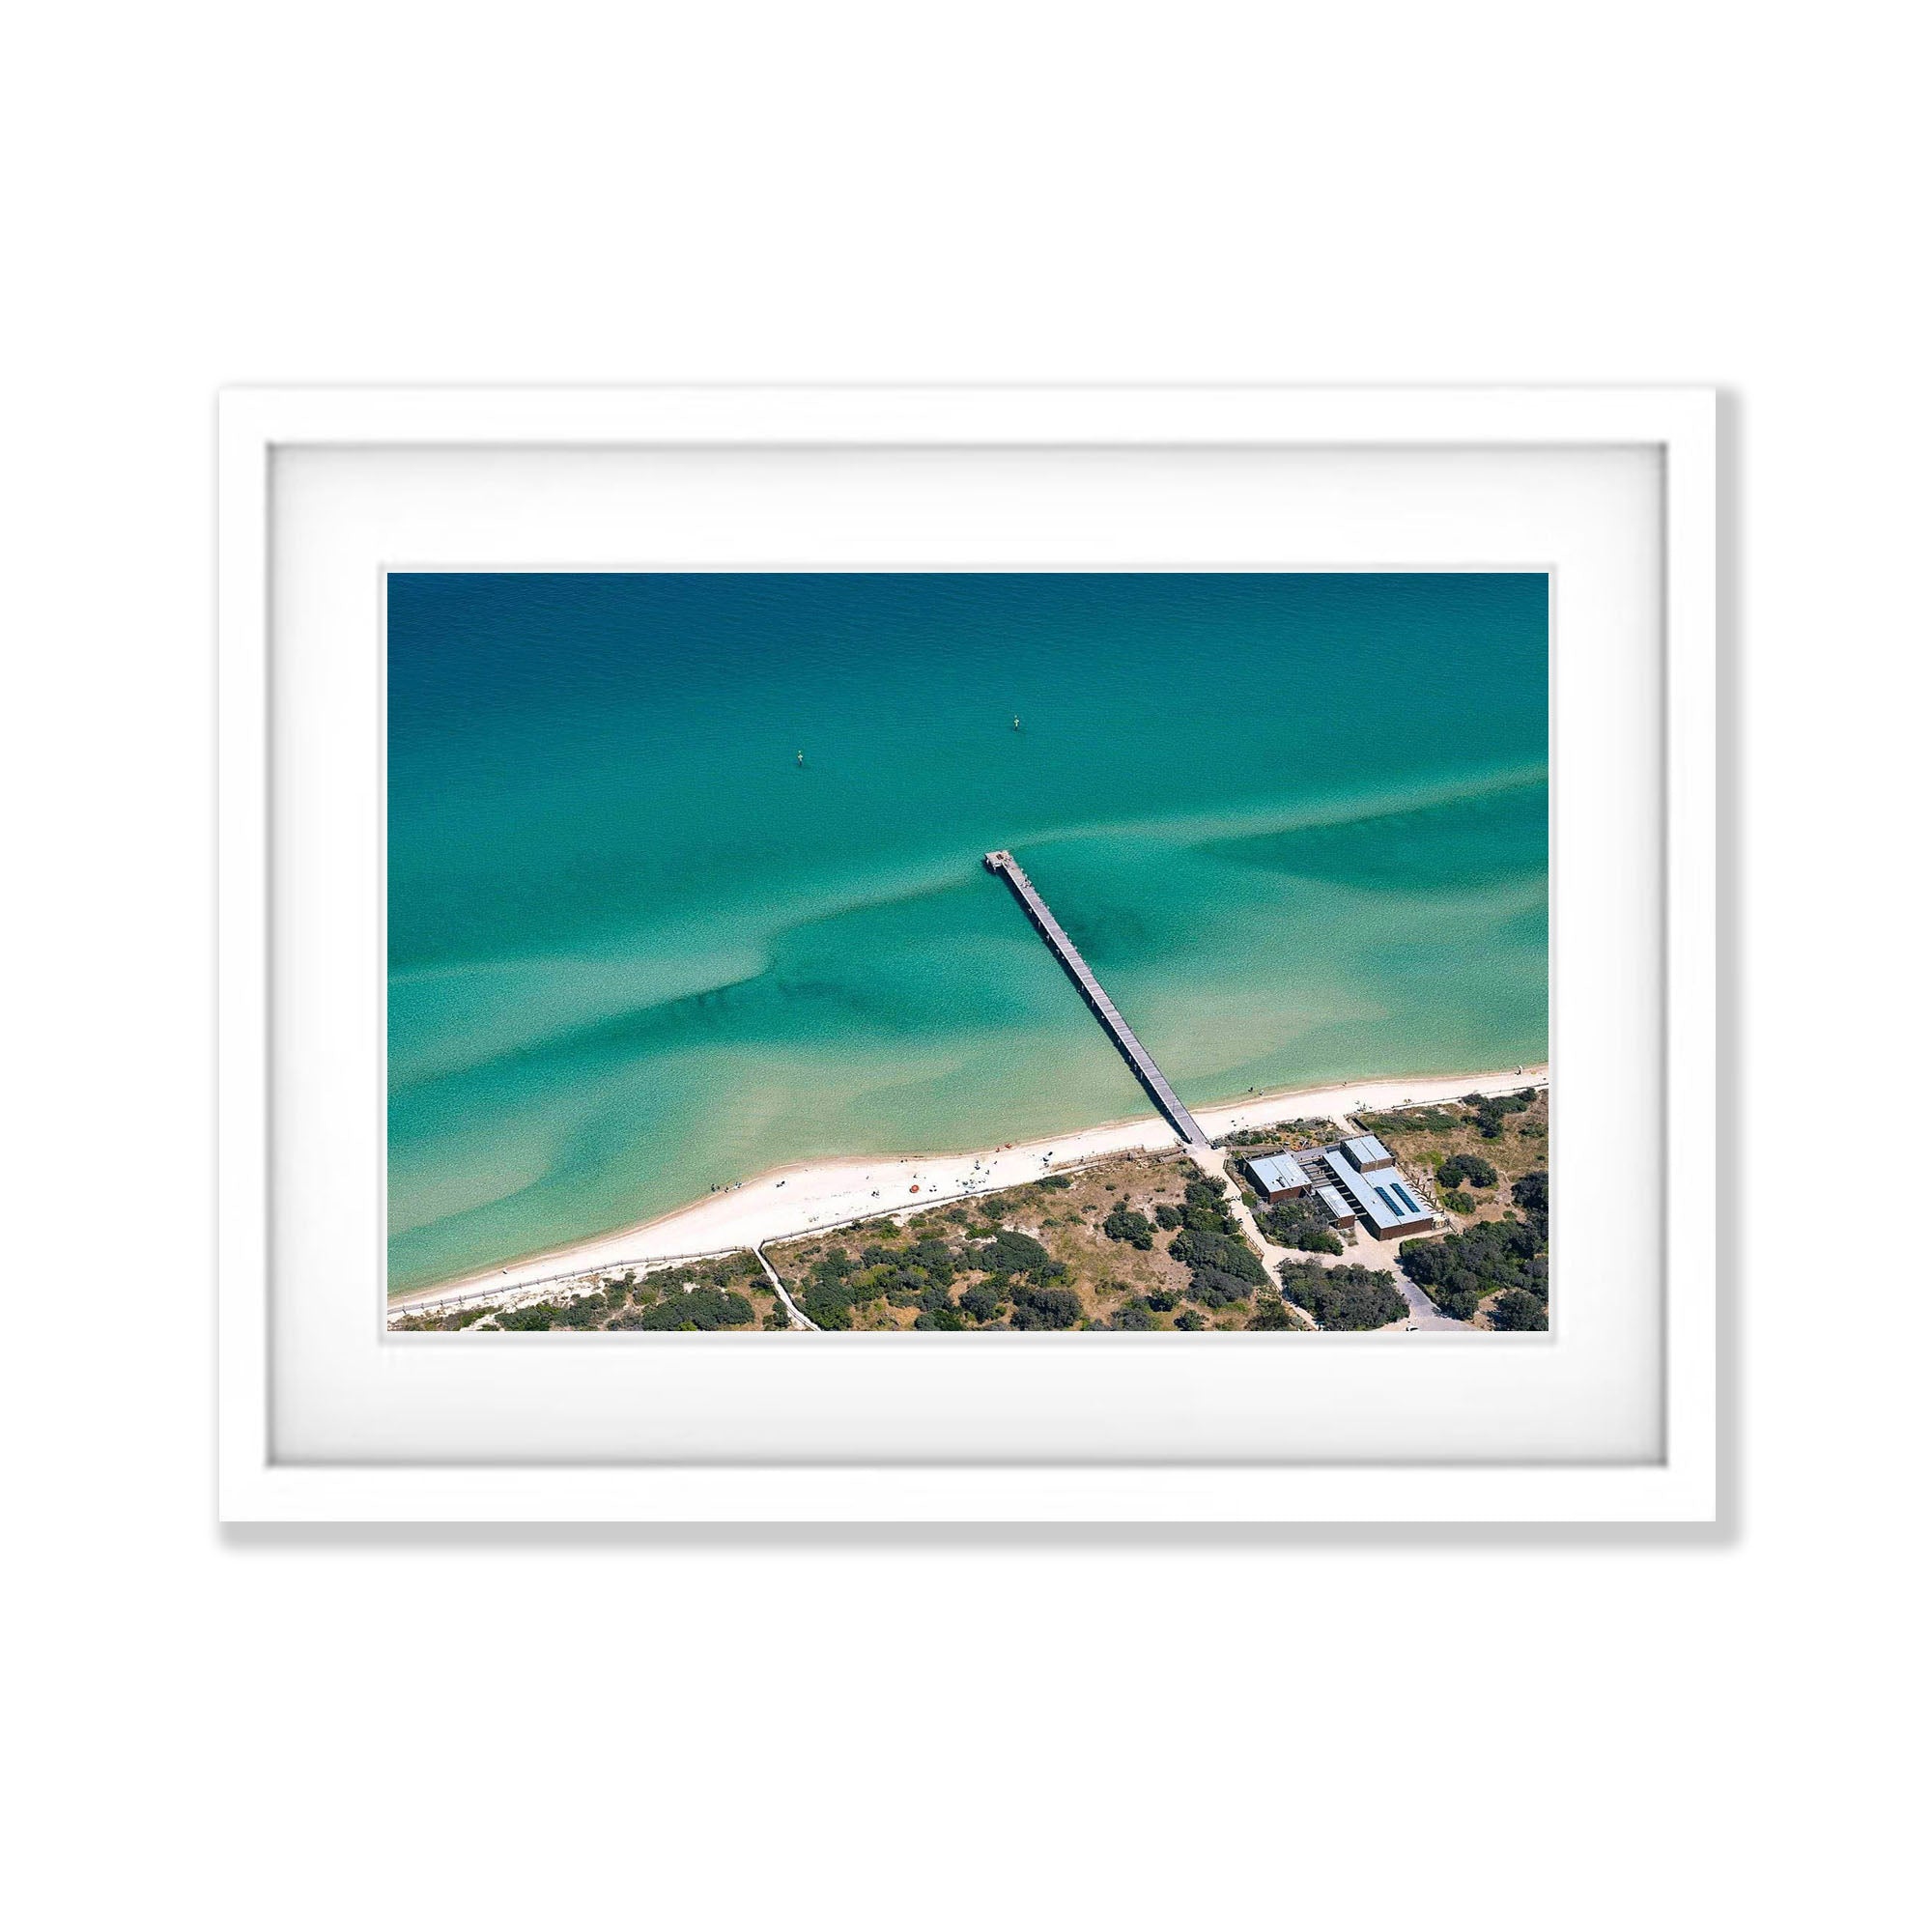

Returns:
753,1243,816,1331
389,1063,1547,1312
1192,1146,1318,1328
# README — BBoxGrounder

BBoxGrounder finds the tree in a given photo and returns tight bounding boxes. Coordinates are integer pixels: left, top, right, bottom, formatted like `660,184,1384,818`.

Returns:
624,1285,756,1331
974,1229,1063,1282
1259,1197,1344,1254
1179,1177,1237,1235
1103,1205,1154,1249
1488,1289,1548,1331
1186,1265,1256,1308
958,1281,1004,1323
1437,1152,1497,1189
495,1303,559,1331
1169,1227,1265,1285
1399,1213,1548,1321
1246,1293,1301,1331
1007,1282,1082,1330
1277,1261,1406,1331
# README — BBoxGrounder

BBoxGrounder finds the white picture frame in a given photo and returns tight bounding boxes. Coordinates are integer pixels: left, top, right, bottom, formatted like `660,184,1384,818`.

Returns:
218,384,1716,1523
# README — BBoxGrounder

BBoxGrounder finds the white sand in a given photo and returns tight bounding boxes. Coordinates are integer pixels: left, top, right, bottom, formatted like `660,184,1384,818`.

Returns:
389,1064,1548,1312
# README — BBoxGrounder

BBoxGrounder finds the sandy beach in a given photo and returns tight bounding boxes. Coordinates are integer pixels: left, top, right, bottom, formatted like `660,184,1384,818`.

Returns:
390,1064,1548,1312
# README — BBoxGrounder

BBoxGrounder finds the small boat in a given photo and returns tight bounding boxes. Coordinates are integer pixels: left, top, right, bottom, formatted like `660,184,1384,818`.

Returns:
1011,715,1021,730
796,750,805,767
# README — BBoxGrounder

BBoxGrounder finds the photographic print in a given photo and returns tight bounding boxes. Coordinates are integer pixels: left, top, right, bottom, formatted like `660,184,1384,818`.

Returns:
386,571,1548,1335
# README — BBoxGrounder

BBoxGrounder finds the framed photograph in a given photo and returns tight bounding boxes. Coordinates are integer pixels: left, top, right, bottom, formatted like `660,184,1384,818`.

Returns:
218,385,1716,1522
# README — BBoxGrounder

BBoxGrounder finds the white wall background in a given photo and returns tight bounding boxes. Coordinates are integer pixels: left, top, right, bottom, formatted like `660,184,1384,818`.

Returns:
3,4,1924,1928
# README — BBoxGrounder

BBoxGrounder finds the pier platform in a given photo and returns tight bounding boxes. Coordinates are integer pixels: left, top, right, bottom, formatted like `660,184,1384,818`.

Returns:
983,850,1210,1151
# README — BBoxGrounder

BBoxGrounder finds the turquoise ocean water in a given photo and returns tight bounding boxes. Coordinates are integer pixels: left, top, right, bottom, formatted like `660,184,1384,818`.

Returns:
388,573,1548,1293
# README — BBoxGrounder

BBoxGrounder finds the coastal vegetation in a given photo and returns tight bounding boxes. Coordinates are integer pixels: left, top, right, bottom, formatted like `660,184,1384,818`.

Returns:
1462,1088,1539,1139
1256,1195,1344,1255
1335,1088,1551,1326
1354,1091,1548,1228
1277,1259,1407,1331
1164,1177,1269,1307
762,1152,1283,1331
390,1253,774,1333
1397,1183,1549,1325
1351,1105,1462,1137
1486,1288,1549,1331
1436,1151,1497,1190
1102,1204,1155,1249
393,1111,1550,1338
388,1303,497,1333
1219,1118,1336,1151
613,1285,755,1331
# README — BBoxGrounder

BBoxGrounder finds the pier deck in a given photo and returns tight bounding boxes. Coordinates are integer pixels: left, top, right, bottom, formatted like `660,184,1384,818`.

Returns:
983,850,1211,1151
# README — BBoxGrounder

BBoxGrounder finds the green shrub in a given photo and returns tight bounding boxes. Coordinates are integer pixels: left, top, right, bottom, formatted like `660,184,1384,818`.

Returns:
1102,1205,1154,1249
626,1285,756,1331
1358,1106,1460,1137
1259,1197,1344,1254
1186,1266,1256,1308
1169,1227,1265,1286
1398,1213,1547,1321
1179,1178,1236,1235
1437,1152,1497,1189
1277,1261,1406,1331
1173,1310,1206,1331
494,1303,559,1331
1245,1294,1302,1331
1006,1283,1082,1330
957,1281,1004,1323
974,1229,1064,1283
1441,1188,1476,1215
797,1282,855,1329
1488,1289,1549,1331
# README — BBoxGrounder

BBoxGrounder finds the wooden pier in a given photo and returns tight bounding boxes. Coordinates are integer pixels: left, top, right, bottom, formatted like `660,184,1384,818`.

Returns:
983,850,1211,1151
